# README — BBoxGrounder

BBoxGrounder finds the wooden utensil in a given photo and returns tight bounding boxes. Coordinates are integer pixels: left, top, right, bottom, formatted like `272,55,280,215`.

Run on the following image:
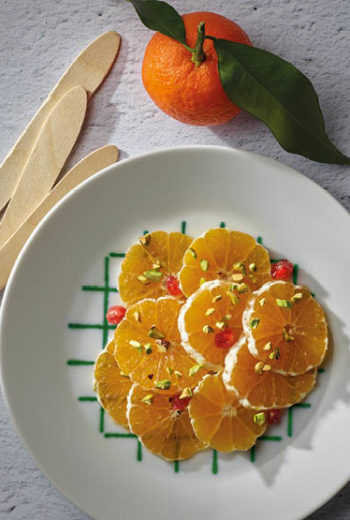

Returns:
0,31,121,212
0,86,88,247
0,145,119,289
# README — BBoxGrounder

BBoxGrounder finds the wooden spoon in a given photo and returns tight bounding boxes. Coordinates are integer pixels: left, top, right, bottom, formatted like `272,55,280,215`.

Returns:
0,86,88,247
0,31,121,212
0,145,119,289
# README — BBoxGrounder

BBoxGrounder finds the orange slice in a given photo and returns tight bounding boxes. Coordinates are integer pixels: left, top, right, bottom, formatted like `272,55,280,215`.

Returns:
119,231,192,306
179,228,271,297
114,297,207,395
223,338,317,409
178,280,251,369
189,373,266,452
127,383,206,460
243,281,328,375
94,340,132,428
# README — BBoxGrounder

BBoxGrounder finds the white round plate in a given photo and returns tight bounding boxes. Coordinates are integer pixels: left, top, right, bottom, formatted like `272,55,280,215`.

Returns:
1,146,350,520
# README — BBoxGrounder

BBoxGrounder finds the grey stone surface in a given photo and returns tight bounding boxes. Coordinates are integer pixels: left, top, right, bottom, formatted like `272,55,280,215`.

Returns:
0,0,349,518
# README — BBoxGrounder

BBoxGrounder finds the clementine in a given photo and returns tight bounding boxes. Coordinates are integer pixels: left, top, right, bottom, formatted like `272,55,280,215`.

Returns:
142,11,252,126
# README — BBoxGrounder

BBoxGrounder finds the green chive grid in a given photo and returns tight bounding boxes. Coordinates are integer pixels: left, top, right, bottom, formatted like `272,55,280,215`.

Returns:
67,223,324,474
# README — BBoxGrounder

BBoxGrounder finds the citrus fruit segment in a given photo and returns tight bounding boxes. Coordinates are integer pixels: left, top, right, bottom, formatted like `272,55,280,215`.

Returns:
127,384,206,461
178,280,251,368
223,338,317,409
114,297,207,394
243,281,328,375
119,231,192,306
189,373,266,452
94,340,132,428
179,228,271,297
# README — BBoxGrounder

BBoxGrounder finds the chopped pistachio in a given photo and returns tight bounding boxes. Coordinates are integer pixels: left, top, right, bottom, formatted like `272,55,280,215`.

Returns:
269,347,280,360
291,292,303,303
216,321,226,330
156,338,170,350
188,248,197,258
144,269,163,281
253,412,266,426
263,341,272,351
248,273,257,283
199,277,206,286
139,234,151,246
157,344,167,353
133,311,141,322
205,307,216,316
120,372,130,378
283,328,294,342
179,387,192,399
152,262,161,270
155,379,171,390
249,263,257,273
262,363,272,372
200,259,209,271
167,367,174,376
227,291,240,305
137,274,150,285
203,324,214,334
250,318,260,329
276,298,292,309
233,262,246,274
174,370,182,378
237,283,248,294
232,273,244,282
212,294,222,303
144,343,152,354
189,363,204,376
141,394,154,405
129,340,142,353
259,298,266,307
224,314,232,321
148,325,165,339
229,283,238,291
254,361,265,375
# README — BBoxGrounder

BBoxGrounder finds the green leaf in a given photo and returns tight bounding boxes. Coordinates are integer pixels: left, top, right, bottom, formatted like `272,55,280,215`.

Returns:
129,0,186,44
213,38,350,165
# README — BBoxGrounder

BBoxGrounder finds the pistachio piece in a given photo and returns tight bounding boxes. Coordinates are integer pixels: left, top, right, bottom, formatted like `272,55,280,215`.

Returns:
188,248,197,258
232,273,244,282
249,263,257,273
179,387,192,399
276,298,292,308
205,307,216,316
250,318,260,329
139,234,151,246
189,364,204,376
144,269,163,282
200,259,209,271
142,394,154,405
212,294,222,303
155,379,171,390
148,325,165,339
253,412,266,426
137,274,150,285
203,324,214,334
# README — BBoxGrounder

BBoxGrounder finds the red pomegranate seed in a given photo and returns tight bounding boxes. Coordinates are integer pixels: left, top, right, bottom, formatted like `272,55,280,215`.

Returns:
166,276,183,297
266,409,282,425
271,259,293,280
215,328,238,349
106,305,126,325
172,393,191,411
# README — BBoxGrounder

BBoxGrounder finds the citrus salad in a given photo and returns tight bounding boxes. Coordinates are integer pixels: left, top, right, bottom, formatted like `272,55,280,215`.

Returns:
94,228,328,461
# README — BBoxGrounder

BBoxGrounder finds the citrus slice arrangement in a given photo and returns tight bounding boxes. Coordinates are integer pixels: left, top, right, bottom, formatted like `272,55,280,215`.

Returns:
94,229,328,462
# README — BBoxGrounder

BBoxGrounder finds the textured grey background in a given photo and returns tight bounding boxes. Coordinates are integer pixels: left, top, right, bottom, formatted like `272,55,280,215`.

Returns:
0,0,350,518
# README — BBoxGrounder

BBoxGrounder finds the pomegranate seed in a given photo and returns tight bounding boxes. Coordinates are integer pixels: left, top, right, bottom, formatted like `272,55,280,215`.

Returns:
106,305,126,325
271,259,293,280
215,328,238,349
266,409,282,425
172,393,191,411
166,276,183,297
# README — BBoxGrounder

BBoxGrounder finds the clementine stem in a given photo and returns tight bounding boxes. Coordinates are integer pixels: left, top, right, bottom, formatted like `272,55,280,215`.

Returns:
191,21,206,66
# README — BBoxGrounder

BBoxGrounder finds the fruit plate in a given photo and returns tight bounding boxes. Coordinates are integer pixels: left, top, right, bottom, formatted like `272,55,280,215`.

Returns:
1,145,350,520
